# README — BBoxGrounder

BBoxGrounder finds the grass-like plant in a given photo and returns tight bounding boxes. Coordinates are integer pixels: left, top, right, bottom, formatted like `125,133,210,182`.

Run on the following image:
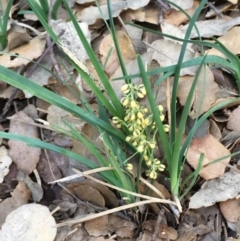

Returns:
0,0,14,50
0,0,239,208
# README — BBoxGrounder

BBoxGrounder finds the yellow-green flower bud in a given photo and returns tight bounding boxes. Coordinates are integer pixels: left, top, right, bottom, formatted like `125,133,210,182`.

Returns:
121,84,130,94
126,136,131,142
137,92,144,98
130,113,136,121
116,124,121,128
137,112,144,119
130,100,137,108
149,142,156,149
158,164,165,171
137,145,144,153
121,97,129,107
137,118,142,125
124,114,130,122
160,114,165,122
158,105,164,113
143,108,148,113
149,171,157,179
163,124,170,132
146,160,152,166
132,141,138,146
143,155,149,161
133,130,140,137
138,84,146,95
112,117,120,124
143,118,150,126
154,159,161,165
126,163,133,171
129,125,134,132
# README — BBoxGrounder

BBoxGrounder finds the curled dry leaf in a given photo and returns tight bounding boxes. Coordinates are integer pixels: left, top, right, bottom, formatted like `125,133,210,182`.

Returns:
0,182,30,227
189,169,240,209
8,110,41,174
0,146,12,183
185,134,230,180
0,204,57,241
0,37,46,68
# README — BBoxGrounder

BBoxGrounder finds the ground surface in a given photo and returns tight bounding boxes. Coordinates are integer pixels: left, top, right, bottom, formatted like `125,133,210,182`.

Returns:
1,0,240,240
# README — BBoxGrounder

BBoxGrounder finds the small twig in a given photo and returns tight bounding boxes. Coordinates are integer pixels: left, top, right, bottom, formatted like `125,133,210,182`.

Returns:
206,1,223,18
151,209,165,241
156,0,171,12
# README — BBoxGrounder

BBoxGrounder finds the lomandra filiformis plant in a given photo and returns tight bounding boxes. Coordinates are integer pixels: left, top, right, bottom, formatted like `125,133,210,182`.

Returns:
112,83,169,179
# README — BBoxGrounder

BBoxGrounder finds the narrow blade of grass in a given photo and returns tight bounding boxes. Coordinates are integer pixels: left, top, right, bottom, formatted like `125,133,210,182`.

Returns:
137,55,171,162
0,131,121,185
0,66,125,141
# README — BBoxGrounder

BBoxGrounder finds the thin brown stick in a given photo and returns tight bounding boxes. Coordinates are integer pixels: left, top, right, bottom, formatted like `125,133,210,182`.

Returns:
151,209,165,241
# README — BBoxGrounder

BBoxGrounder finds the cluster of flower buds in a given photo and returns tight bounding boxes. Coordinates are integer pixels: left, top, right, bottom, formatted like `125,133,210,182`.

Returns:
112,83,169,179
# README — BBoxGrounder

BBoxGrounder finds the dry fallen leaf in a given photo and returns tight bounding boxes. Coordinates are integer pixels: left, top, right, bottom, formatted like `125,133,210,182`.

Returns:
164,1,199,26
74,184,106,207
111,51,153,99
0,37,46,68
16,170,43,202
75,179,119,208
142,220,178,240
227,105,240,131
177,66,219,118
85,215,109,237
7,25,31,51
0,203,57,241
189,168,240,209
180,16,240,38
186,134,230,180
37,149,70,183
8,110,41,174
0,182,30,227
99,31,136,76
47,105,86,131
76,0,151,25
170,0,193,10
52,20,91,63
23,53,53,98
0,146,12,183
85,214,137,238
220,198,240,222
150,39,196,76
207,27,240,58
